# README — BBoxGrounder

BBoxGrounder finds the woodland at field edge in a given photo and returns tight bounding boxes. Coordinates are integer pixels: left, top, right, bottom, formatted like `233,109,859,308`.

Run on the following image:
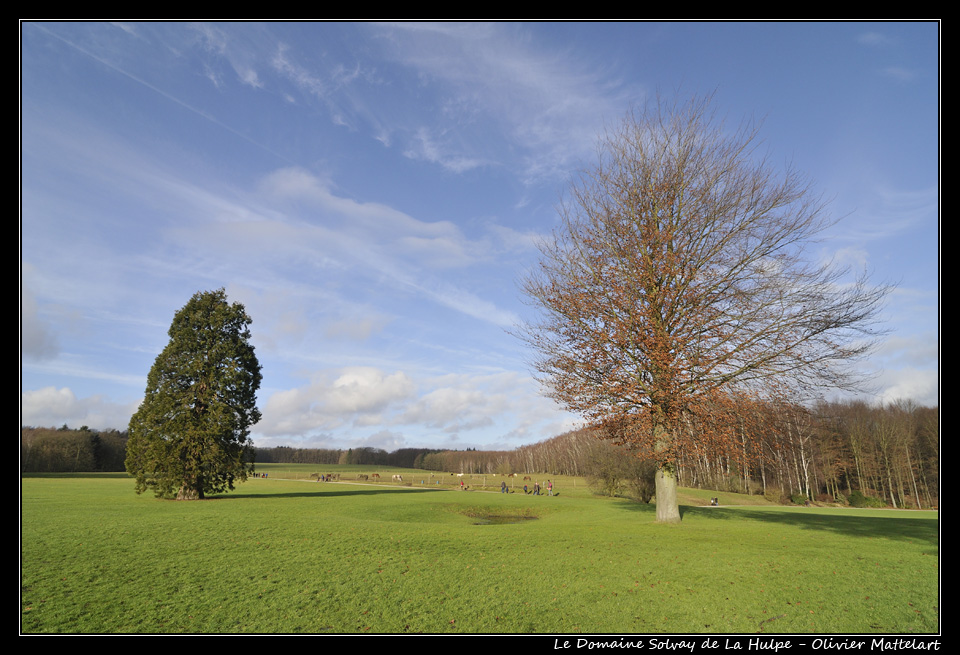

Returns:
21,398,938,509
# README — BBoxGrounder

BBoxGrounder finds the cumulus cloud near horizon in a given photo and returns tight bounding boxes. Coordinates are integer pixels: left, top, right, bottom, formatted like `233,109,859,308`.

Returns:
21,386,141,431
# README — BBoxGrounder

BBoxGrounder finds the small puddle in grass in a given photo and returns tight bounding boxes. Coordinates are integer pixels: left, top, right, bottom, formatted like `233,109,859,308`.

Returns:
472,515,539,525
458,508,540,525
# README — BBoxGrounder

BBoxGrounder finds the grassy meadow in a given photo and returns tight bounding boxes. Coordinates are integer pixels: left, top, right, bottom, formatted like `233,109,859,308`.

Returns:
21,464,938,634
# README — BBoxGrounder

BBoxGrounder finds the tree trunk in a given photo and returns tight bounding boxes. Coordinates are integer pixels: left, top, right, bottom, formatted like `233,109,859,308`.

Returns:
653,422,681,523
176,486,202,500
655,464,681,523
177,475,204,500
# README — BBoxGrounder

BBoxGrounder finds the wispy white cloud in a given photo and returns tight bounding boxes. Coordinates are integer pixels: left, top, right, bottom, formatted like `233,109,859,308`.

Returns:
880,66,921,82
323,313,393,341
189,23,267,90
857,32,897,47
258,167,470,252
367,22,638,182
403,126,492,173
272,42,327,99
109,22,140,38
21,266,58,360
834,185,938,244
876,332,939,369
409,279,520,328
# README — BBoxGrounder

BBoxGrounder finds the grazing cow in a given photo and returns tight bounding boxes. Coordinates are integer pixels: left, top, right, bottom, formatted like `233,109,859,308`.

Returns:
392,474,403,482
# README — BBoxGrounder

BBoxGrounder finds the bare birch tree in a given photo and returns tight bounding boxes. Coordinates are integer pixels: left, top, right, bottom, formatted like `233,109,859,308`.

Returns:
519,94,891,522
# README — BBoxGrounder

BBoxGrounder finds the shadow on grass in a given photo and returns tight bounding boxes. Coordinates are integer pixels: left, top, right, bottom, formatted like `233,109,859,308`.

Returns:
610,498,936,547
674,504,937,548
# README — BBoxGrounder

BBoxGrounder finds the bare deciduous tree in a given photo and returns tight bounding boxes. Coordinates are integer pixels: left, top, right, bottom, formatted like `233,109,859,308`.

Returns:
519,95,891,522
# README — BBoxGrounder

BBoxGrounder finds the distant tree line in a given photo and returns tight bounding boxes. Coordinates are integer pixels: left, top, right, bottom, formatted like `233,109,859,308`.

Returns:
254,445,443,469
22,398,937,508
21,425,128,473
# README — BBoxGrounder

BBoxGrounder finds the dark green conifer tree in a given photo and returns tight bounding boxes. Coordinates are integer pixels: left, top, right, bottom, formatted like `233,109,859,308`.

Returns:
125,289,262,499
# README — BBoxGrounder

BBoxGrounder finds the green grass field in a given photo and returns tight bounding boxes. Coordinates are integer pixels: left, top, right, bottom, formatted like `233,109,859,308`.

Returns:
20,465,939,634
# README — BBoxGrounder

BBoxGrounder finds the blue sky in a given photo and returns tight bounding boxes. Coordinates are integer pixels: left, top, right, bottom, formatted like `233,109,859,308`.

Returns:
20,21,939,452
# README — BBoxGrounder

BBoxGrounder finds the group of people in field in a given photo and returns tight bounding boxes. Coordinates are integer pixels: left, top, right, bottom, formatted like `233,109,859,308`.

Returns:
457,477,554,497
520,480,553,496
